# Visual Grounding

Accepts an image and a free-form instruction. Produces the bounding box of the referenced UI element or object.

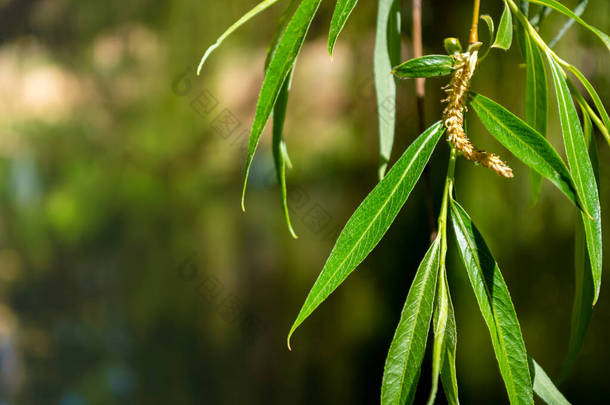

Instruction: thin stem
[469,0,481,44]
[438,148,457,263]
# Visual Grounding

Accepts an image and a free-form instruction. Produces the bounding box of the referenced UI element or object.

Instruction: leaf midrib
[301,127,440,321]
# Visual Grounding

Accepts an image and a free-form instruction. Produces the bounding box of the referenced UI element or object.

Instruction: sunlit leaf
[547,56,602,304]
[381,237,441,405]
[469,93,581,212]
[524,0,610,51]
[450,200,534,405]
[288,122,445,348]
[481,15,495,41]
[523,32,548,204]
[493,1,514,50]
[392,55,455,79]
[374,0,402,179]
[242,0,322,210]
[328,0,359,56]
[530,357,572,405]
[427,266,459,405]
[197,0,282,75]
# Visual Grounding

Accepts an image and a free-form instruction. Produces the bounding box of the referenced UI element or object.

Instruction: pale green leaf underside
[374,0,402,179]
[469,93,581,212]
[288,122,445,348]
[524,0,610,51]
[381,237,441,405]
[392,55,455,79]
[493,1,514,50]
[523,32,548,204]
[451,200,534,405]
[328,0,359,56]
[427,267,459,405]
[547,56,602,304]
[242,0,322,210]
[530,357,571,405]
[197,0,281,75]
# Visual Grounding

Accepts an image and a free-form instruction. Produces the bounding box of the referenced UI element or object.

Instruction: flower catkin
[442,51,514,178]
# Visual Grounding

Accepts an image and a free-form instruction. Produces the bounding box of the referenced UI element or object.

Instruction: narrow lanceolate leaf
[267,0,300,238]
[381,237,441,405]
[272,69,298,238]
[374,0,402,179]
[288,122,445,348]
[481,15,495,42]
[328,0,359,56]
[529,357,572,405]
[392,55,455,79]
[493,1,514,50]
[549,0,588,48]
[427,267,459,405]
[197,0,281,75]
[565,65,610,138]
[547,57,602,304]
[523,0,610,51]
[560,107,598,381]
[523,33,548,204]
[470,93,581,211]
[242,0,322,210]
[451,200,534,405]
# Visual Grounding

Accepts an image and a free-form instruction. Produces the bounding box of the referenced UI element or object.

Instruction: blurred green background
[0,0,608,403]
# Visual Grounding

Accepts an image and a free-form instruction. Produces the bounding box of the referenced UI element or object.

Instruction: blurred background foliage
[0,0,608,403]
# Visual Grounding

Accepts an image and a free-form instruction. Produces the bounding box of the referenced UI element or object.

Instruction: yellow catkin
[442,51,514,178]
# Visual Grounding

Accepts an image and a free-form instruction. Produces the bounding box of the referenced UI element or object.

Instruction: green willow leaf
[392,55,455,79]
[547,56,602,304]
[242,0,322,210]
[272,69,298,238]
[529,357,571,405]
[427,266,459,405]
[328,0,359,56]
[374,0,402,179]
[469,93,581,212]
[560,106,597,381]
[524,0,610,51]
[451,200,534,405]
[287,122,445,348]
[523,32,548,204]
[564,64,610,138]
[481,15,496,41]
[197,0,281,75]
[267,0,300,238]
[493,1,514,50]
[549,0,588,48]
[381,237,441,405]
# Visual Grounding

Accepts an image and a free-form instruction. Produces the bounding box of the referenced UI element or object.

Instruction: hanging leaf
[451,200,534,405]
[197,0,282,75]
[523,32,548,204]
[564,65,610,137]
[381,237,441,405]
[426,266,459,405]
[328,0,359,56]
[547,56,602,304]
[242,0,322,210]
[469,93,581,212]
[288,122,445,348]
[374,0,402,179]
[560,106,598,381]
[492,1,514,50]
[523,0,610,51]
[530,357,572,405]
[392,55,455,79]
